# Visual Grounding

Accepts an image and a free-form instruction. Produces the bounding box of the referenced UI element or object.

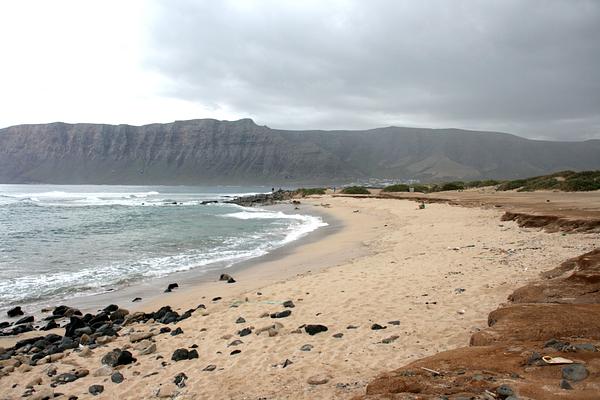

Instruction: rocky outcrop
[1,119,600,184]
[226,190,295,206]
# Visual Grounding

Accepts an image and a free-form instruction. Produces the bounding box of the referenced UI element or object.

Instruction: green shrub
[466,180,502,188]
[440,181,465,191]
[296,187,326,196]
[381,184,410,192]
[497,170,600,192]
[497,179,527,191]
[411,185,430,193]
[340,186,370,195]
[560,176,600,191]
[465,180,481,188]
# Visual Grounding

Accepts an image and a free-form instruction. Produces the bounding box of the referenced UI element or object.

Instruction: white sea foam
[0,185,327,311]
[223,210,328,244]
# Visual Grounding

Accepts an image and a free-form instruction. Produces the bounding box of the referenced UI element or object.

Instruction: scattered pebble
[174,372,188,388]
[307,374,330,385]
[88,384,104,396]
[381,335,399,344]
[283,300,295,308]
[305,324,328,335]
[300,344,313,351]
[270,310,292,318]
[111,372,124,384]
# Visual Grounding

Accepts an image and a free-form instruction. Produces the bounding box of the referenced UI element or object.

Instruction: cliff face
[0,118,599,184]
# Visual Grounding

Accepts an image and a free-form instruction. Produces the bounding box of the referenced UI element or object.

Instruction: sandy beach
[1,194,599,400]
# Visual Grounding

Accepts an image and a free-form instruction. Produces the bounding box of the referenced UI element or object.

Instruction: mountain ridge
[1,119,599,184]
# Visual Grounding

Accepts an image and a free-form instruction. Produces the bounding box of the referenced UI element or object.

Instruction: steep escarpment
[1,118,600,184]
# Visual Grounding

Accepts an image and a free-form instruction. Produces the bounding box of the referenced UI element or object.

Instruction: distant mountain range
[1,118,599,184]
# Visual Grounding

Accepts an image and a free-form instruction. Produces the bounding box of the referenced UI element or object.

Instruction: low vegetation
[439,181,465,191]
[496,170,600,192]
[381,184,410,192]
[465,179,502,188]
[340,186,371,195]
[295,187,326,196]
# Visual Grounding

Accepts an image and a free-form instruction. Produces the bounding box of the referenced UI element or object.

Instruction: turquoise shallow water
[0,185,326,311]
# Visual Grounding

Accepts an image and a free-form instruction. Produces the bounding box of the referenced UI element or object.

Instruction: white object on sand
[542,356,574,365]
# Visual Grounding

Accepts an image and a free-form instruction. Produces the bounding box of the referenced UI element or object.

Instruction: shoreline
[0,200,338,323]
[0,198,389,347]
[0,195,598,399]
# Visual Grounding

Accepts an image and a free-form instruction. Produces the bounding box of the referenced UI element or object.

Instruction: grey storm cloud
[144,0,600,140]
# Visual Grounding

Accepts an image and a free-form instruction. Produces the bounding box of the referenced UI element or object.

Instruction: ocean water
[0,185,327,312]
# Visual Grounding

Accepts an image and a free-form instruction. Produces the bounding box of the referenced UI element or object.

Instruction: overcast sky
[1,1,599,140]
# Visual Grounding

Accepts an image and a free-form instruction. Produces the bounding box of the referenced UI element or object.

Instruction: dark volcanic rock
[64,317,87,338]
[15,335,46,349]
[371,324,387,330]
[496,384,514,397]
[7,306,23,317]
[101,349,136,367]
[89,385,104,396]
[110,308,129,321]
[174,372,188,388]
[238,327,252,337]
[40,319,60,331]
[305,324,328,335]
[52,305,69,317]
[132,297,142,302]
[283,300,295,308]
[53,373,79,385]
[562,363,589,382]
[270,310,292,319]
[15,315,34,325]
[235,317,246,324]
[7,323,34,335]
[171,348,196,362]
[164,283,179,292]
[111,372,124,384]
[103,304,119,313]
[170,327,183,336]
[160,311,180,324]
[560,379,573,390]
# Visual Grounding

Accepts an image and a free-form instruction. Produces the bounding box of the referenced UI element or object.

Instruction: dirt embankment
[354,249,600,400]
